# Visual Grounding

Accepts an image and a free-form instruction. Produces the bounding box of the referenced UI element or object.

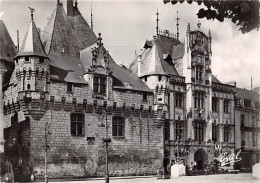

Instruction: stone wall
[29,106,164,179]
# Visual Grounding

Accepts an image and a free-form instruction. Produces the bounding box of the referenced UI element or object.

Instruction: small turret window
[25,56,29,62]
[143,92,148,101]
[67,82,73,93]
[158,75,162,82]
[39,57,44,63]
[27,84,31,90]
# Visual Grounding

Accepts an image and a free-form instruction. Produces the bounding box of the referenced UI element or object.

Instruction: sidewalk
[2,173,258,183]
[31,173,258,183]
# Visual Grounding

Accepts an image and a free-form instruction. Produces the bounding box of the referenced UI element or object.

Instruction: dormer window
[94,76,106,94]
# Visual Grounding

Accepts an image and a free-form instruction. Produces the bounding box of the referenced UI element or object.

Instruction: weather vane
[28,7,35,19]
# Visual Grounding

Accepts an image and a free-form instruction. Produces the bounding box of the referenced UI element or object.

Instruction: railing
[241,126,260,132]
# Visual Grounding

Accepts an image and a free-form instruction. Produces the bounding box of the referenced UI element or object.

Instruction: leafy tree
[164,0,260,33]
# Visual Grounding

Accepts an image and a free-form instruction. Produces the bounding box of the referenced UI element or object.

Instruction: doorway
[194,148,207,170]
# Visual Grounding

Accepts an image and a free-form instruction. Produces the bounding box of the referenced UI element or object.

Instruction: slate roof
[80,45,152,92]
[129,35,180,77]
[39,3,97,84]
[0,20,17,63]
[212,75,221,83]
[41,3,97,57]
[38,2,151,91]
[0,20,17,85]
[172,43,185,60]
[236,87,260,102]
[15,18,47,59]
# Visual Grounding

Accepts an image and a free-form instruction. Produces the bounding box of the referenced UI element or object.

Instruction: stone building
[1,1,165,181]
[129,24,260,171]
[0,0,260,181]
[234,88,260,168]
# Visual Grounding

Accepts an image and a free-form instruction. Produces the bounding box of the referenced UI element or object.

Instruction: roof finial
[156,9,159,35]
[208,29,211,38]
[175,11,180,40]
[91,4,93,30]
[28,7,35,20]
[57,0,60,4]
[187,23,190,33]
[97,33,103,47]
[197,21,201,30]
[17,30,19,52]
[75,0,78,8]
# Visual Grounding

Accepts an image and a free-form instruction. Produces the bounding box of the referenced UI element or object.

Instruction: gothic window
[252,116,256,127]
[252,133,256,146]
[164,120,170,141]
[71,113,84,136]
[224,100,230,113]
[212,97,218,112]
[112,116,124,137]
[67,82,73,93]
[212,124,218,142]
[94,76,107,94]
[196,66,203,80]
[27,84,31,90]
[241,132,245,146]
[175,93,183,108]
[175,122,183,141]
[194,92,204,109]
[241,115,245,127]
[194,121,204,143]
[224,125,229,142]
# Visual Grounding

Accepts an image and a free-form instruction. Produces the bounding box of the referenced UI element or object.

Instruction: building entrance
[194,148,207,170]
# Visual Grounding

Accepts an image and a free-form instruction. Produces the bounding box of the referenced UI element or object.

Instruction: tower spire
[175,11,180,40]
[17,30,19,52]
[156,9,159,35]
[91,4,93,30]
[28,7,35,20]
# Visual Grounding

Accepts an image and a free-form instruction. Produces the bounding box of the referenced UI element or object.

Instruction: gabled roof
[0,20,17,62]
[236,87,260,102]
[80,45,152,92]
[15,17,47,59]
[41,3,97,57]
[129,35,180,77]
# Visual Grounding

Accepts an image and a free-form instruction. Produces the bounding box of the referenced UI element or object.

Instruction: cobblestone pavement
[32,173,259,183]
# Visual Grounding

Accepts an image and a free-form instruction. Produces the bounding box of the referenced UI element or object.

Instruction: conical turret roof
[15,15,47,59]
[0,20,17,62]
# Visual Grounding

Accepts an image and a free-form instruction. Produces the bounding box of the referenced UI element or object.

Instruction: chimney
[67,0,74,16]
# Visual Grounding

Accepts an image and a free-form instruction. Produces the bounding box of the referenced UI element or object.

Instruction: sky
[0,0,259,90]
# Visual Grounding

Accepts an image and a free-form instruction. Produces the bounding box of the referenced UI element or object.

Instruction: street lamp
[44,122,51,183]
[99,110,111,183]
